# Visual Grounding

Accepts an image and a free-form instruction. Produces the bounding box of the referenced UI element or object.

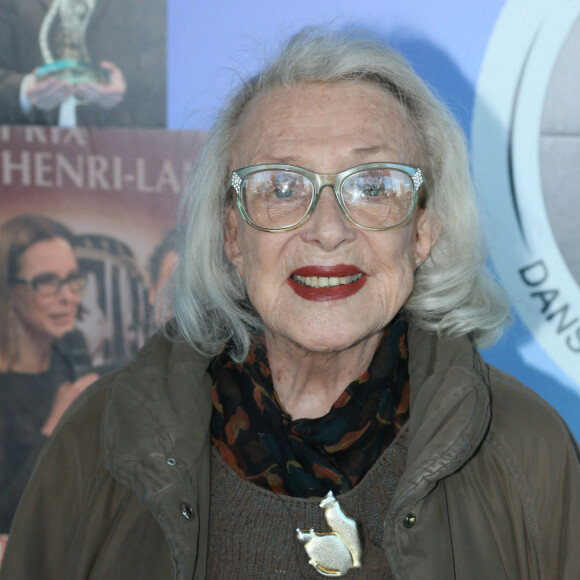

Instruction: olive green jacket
[1,326,579,579]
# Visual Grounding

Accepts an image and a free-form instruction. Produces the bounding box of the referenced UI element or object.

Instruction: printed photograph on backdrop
[0,124,204,536]
[0,0,166,128]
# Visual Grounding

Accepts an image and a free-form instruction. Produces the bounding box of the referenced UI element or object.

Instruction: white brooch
[296,491,363,577]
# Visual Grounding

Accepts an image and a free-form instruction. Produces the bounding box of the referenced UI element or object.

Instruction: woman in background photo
[0,215,97,533]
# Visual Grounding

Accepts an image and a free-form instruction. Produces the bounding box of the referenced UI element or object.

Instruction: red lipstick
[288,264,367,302]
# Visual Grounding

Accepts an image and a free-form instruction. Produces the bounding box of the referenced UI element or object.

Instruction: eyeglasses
[12,271,86,297]
[230,162,425,232]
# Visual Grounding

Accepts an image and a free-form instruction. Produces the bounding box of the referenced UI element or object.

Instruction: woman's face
[10,237,81,342]
[225,82,438,354]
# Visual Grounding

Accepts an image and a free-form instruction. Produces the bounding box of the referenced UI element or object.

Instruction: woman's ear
[413,209,440,270]
[224,207,244,275]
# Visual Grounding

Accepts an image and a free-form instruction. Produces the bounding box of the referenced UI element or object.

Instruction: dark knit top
[0,331,91,532]
[207,426,408,578]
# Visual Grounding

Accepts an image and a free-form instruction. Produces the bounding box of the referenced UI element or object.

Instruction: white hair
[171,27,510,361]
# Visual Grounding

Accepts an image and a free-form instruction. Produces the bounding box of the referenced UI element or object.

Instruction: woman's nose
[299,186,356,250]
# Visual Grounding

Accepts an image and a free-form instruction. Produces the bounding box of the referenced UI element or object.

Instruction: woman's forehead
[18,238,76,275]
[231,81,422,171]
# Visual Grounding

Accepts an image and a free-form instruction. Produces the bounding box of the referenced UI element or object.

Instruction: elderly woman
[2,29,579,579]
[0,215,97,533]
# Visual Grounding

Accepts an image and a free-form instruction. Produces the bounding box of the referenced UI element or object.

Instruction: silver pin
[296,491,362,577]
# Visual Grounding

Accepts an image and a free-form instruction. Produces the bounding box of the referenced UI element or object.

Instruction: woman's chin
[268,323,382,357]
[46,320,76,340]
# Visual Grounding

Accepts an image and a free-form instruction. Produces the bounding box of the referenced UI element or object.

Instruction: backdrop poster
[0,0,170,554]
[0,125,203,539]
[0,124,206,358]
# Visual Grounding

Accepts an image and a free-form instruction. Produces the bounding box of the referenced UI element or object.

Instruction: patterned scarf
[209,316,410,498]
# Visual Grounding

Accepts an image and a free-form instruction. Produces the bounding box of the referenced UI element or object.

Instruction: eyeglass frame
[11,270,87,297]
[230,162,425,233]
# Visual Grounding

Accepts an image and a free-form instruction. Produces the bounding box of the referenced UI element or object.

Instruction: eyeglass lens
[242,171,314,229]
[240,167,415,229]
[33,272,86,296]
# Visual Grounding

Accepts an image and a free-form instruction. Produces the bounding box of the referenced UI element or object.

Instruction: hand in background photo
[22,71,74,111]
[75,61,126,110]
[40,372,99,437]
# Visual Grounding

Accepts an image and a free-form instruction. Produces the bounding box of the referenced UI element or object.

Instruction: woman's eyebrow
[351,144,392,157]
[247,155,301,166]
[29,268,80,278]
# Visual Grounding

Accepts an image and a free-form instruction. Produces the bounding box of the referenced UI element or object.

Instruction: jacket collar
[101,332,213,501]
[389,324,491,515]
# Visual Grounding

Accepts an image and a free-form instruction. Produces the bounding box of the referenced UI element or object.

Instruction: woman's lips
[288,265,367,301]
[49,312,75,323]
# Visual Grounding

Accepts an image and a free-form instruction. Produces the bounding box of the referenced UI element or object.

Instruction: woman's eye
[34,273,59,286]
[273,185,294,199]
[362,185,383,197]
